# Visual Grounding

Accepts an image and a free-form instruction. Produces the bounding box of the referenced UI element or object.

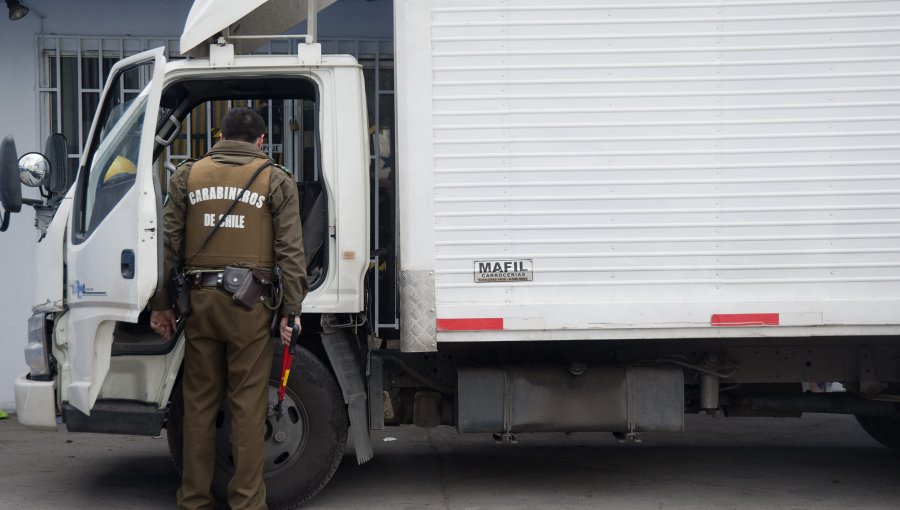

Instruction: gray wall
[0,0,392,410]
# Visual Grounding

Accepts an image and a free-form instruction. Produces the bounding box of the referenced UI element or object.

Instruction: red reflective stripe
[436,318,504,331]
[711,313,779,327]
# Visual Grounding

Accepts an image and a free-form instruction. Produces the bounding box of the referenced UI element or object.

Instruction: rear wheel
[167,344,349,509]
[855,414,900,452]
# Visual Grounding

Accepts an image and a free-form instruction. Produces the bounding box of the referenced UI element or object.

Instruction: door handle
[121,249,135,279]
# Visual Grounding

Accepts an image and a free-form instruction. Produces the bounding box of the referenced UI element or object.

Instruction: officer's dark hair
[220,107,266,143]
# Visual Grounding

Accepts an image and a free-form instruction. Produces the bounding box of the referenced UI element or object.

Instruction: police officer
[150,107,307,510]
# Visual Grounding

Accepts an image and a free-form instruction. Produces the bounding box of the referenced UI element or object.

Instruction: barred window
[38,36,181,186]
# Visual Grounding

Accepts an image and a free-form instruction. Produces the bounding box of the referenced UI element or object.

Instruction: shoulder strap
[186,159,273,267]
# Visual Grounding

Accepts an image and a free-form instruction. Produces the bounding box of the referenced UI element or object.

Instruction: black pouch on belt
[169,271,192,316]
[224,266,266,310]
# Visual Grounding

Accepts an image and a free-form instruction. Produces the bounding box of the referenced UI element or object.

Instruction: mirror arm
[22,198,43,206]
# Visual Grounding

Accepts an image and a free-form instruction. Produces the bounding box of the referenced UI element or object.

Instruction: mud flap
[320,322,374,464]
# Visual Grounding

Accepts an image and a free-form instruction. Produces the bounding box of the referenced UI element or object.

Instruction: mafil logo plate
[474,259,533,283]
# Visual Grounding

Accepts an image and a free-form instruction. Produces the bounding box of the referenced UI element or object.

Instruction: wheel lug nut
[274,431,287,443]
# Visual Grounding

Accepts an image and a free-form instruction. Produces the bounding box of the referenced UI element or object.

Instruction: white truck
[4,0,900,507]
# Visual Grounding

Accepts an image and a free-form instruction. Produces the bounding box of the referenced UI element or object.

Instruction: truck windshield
[82,84,149,234]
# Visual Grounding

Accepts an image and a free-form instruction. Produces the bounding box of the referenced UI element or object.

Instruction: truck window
[75,64,152,239]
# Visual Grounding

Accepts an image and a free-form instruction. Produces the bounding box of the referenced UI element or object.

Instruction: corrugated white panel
[423,0,900,333]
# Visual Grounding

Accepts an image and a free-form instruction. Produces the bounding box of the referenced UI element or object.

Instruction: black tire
[167,344,349,509]
[855,414,900,452]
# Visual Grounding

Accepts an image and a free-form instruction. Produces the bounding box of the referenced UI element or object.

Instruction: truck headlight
[25,313,52,379]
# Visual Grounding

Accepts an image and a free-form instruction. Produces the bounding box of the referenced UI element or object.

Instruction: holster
[169,271,192,316]
[223,266,272,310]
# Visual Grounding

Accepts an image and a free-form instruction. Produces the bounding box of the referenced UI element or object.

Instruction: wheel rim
[214,383,311,478]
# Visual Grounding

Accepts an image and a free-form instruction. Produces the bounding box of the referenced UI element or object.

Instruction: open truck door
[63,48,167,415]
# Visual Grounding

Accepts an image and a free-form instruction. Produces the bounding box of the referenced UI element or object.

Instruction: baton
[275,312,300,418]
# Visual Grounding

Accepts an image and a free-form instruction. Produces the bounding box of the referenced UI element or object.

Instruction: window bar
[33,37,44,144]
[36,39,48,148]
[289,99,296,178]
[117,41,128,104]
[206,101,212,154]
[74,39,82,158]
[117,38,125,168]
[53,38,62,137]
[140,38,147,84]
[292,99,298,177]
[116,38,124,116]
[52,39,67,167]
[299,100,305,179]
[185,109,192,160]
[98,38,105,123]
[97,38,103,96]
[120,41,127,106]
[267,99,274,159]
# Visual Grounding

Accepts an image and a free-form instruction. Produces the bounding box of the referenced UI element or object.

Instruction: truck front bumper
[14,372,58,430]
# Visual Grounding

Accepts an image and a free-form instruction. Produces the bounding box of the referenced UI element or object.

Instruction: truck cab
[5,1,372,505]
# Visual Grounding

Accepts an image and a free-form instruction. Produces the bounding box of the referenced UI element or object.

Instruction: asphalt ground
[1,412,899,509]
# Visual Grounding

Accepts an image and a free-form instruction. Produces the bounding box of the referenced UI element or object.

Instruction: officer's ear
[255,133,265,150]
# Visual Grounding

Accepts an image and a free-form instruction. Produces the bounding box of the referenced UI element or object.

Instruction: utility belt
[188,266,278,311]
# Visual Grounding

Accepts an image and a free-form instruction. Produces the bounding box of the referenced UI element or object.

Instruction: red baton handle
[278,344,291,403]
[277,313,297,403]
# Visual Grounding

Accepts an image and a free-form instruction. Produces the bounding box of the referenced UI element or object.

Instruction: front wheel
[167,344,349,509]
[855,414,900,452]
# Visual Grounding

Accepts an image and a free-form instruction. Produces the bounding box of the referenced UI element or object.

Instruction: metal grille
[37,36,181,180]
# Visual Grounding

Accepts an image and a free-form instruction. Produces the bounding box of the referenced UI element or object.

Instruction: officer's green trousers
[177,288,273,510]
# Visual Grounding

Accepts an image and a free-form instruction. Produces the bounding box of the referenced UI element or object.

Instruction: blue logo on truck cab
[71,280,107,299]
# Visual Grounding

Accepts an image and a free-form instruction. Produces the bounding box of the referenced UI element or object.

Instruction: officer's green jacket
[150,139,308,316]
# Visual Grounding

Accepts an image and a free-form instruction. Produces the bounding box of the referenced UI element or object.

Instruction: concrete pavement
[1,413,899,509]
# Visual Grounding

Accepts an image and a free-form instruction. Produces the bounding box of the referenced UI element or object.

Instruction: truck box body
[396,0,900,349]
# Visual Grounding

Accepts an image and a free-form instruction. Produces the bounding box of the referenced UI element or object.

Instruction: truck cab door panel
[63,48,166,414]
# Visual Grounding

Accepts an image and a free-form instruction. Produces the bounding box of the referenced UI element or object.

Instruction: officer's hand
[280,315,301,347]
[150,309,177,339]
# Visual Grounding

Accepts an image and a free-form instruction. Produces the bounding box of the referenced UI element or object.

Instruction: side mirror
[0,136,23,232]
[19,152,51,187]
[43,133,69,195]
